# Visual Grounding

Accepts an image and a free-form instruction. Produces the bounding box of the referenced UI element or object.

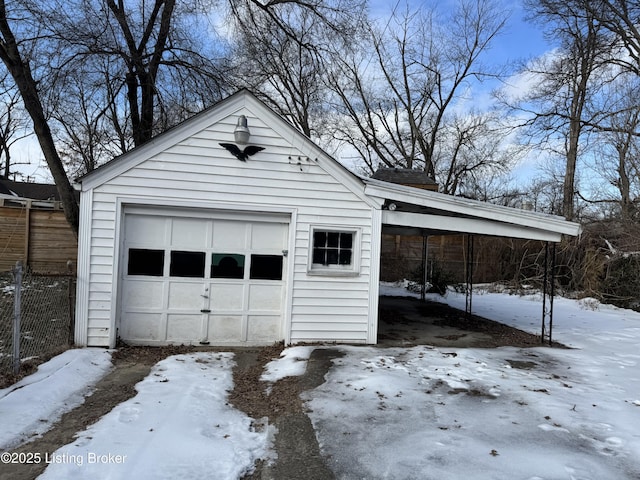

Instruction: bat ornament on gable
[218,143,265,162]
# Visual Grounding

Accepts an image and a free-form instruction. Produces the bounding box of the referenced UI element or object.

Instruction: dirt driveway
[0,297,555,480]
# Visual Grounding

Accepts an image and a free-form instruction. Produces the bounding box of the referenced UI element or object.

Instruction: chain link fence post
[1,264,75,387]
[67,260,76,346]
[12,261,23,375]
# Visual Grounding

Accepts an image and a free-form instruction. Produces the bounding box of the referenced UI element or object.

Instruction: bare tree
[50,63,132,178]
[326,0,508,186]
[436,111,518,195]
[587,79,640,220]
[32,0,354,174]
[0,0,79,231]
[513,0,610,220]
[230,6,329,137]
[0,76,29,178]
[230,0,362,46]
[228,0,365,141]
[45,0,227,148]
[585,0,640,75]
[20,0,229,166]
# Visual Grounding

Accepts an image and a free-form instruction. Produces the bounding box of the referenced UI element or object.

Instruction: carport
[363,177,582,345]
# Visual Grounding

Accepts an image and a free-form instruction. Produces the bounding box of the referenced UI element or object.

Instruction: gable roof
[78,89,375,206]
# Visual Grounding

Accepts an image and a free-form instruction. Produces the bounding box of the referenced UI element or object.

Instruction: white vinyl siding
[78,100,376,347]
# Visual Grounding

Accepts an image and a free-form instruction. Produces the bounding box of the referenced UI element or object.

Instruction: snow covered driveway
[37,352,272,480]
[304,345,639,479]
[301,289,640,480]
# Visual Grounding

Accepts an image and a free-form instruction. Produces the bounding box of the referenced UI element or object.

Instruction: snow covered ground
[302,284,640,479]
[0,348,112,451]
[1,283,639,479]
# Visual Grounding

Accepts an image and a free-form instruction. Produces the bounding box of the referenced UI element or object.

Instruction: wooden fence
[0,202,77,274]
[380,233,545,284]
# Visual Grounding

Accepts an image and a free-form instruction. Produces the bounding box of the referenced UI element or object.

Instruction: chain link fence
[0,263,75,388]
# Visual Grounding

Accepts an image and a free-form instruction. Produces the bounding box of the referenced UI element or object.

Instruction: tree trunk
[563,116,580,221]
[617,143,632,219]
[0,2,79,233]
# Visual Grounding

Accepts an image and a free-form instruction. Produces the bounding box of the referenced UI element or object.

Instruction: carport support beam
[541,242,556,346]
[421,235,429,301]
[465,235,474,318]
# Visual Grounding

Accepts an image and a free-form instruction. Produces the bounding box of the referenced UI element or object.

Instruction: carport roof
[363,178,582,242]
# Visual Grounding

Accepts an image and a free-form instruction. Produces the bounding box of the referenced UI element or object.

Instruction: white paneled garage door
[119,208,289,345]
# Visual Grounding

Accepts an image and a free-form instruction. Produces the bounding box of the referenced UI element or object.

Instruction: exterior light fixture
[234,115,251,145]
[388,203,397,211]
[220,115,264,161]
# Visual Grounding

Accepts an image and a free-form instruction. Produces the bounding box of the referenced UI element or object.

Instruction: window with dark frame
[312,230,353,267]
[128,248,165,276]
[169,251,206,278]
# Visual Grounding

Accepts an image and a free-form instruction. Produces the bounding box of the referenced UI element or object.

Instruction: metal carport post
[541,241,556,346]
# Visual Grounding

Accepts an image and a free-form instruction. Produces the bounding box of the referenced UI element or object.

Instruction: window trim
[307,226,361,276]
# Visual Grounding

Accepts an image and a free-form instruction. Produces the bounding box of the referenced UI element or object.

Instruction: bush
[601,255,640,310]
[407,259,456,295]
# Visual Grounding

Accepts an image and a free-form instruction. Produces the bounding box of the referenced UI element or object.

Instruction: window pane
[128,249,164,276]
[326,248,339,265]
[170,251,205,277]
[327,231,340,247]
[250,255,283,280]
[312,248,325,265]
[340,232,353,249]
[313,231,326,247]
[339,249,352,265]
[211,254,245,279]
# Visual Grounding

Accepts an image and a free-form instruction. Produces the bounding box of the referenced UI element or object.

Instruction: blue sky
[492,1,552,65]
[15,0,557,184]
[367,0,554,66]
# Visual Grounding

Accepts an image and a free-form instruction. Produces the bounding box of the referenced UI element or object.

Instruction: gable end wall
[77,106,378,347]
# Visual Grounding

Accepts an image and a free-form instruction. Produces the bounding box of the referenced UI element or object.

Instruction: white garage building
[74,90,581,348]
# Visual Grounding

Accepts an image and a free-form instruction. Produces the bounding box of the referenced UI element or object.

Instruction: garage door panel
[171,218,208,248]
[168,282,203,310]
[167,314,202,341]
[212,221,248,249]
[210,283,245,311]
[251,223,286,249]
[125,215,166,244]
[207,315,243,342]
[122,312,164,340]
[123,280,164,309]
[248,284,282,311]
[247,315,280,342]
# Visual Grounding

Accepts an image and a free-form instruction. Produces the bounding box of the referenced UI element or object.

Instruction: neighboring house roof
[0,178,61,200]
[372,167,438,187]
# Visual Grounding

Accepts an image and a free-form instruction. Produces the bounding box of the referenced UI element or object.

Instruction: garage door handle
[200,309,211,313]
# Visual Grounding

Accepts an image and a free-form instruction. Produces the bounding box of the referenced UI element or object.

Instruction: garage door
[119,209,289,345]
